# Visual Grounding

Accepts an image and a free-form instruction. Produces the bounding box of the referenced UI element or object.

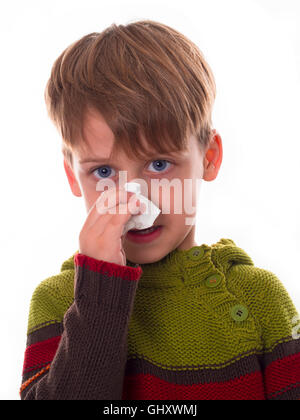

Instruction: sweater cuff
[73,253,142,312]
[74,253,142,281]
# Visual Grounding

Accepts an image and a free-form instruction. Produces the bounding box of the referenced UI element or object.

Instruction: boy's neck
[176,226,198,251]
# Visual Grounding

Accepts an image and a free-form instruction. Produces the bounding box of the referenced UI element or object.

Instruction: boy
[20,20,300,400]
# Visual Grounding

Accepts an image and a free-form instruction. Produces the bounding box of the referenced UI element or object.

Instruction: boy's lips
[126,225,163,243]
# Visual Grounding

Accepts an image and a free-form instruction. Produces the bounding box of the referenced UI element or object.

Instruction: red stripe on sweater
[264,352,300,398]
[74,253,142,281]
[122,370,266,400]
[22,335,61,374]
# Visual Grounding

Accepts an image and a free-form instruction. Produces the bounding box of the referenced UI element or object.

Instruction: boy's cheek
[155,180,200,218]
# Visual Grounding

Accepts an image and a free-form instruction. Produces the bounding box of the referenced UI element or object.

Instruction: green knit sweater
[20,238,300,400]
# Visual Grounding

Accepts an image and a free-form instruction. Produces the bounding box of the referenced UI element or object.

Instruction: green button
[205,274,222,288]
[230,305,249,322]
[189,247,205,260]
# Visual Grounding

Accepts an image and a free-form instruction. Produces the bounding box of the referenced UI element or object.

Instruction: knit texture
[20,238,300,400]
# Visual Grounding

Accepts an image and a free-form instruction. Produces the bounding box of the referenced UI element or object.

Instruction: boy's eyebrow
[79,157,115,164]
[79,150,186,164]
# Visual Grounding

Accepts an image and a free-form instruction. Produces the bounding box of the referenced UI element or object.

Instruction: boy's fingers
[96,191,139,216]
[89,199,141,234]
[85,188,137,227]
[107,202,141,237]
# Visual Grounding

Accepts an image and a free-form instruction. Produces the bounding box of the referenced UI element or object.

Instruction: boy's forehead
[77,107,193,163]
[81,108,115,153]
[77,136,191,163]
[76,139,188,164]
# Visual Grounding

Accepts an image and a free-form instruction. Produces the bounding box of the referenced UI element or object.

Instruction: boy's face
[64,108,222,264]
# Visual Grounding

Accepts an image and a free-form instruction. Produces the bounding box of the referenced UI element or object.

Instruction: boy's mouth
[126,225,163,242]
[129,225,159,234]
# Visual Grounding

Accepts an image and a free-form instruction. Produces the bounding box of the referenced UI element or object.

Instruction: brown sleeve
[20,253,142,400]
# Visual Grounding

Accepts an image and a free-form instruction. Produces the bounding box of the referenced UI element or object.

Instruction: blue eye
[92,165,116,179]
[91,159,172,179]
[148,160,171,173]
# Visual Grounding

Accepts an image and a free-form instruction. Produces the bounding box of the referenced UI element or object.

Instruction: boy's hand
[78,187,145,266]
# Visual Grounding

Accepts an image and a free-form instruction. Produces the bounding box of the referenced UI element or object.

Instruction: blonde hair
[44,19,216,167]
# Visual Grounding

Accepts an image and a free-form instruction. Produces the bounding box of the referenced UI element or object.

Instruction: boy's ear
[63,158,82,197]
[202,129,223,182]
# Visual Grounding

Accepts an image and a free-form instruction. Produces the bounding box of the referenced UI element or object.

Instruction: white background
[0,0,299,400]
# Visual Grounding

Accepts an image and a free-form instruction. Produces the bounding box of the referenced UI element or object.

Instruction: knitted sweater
[20,238,300,400]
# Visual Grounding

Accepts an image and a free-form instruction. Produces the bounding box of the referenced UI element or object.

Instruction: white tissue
[122,182,161,236]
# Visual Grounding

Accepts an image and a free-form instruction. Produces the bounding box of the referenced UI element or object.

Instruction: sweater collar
[126,238,235,289]
[62,238,254,289]
[129,238,254,288]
